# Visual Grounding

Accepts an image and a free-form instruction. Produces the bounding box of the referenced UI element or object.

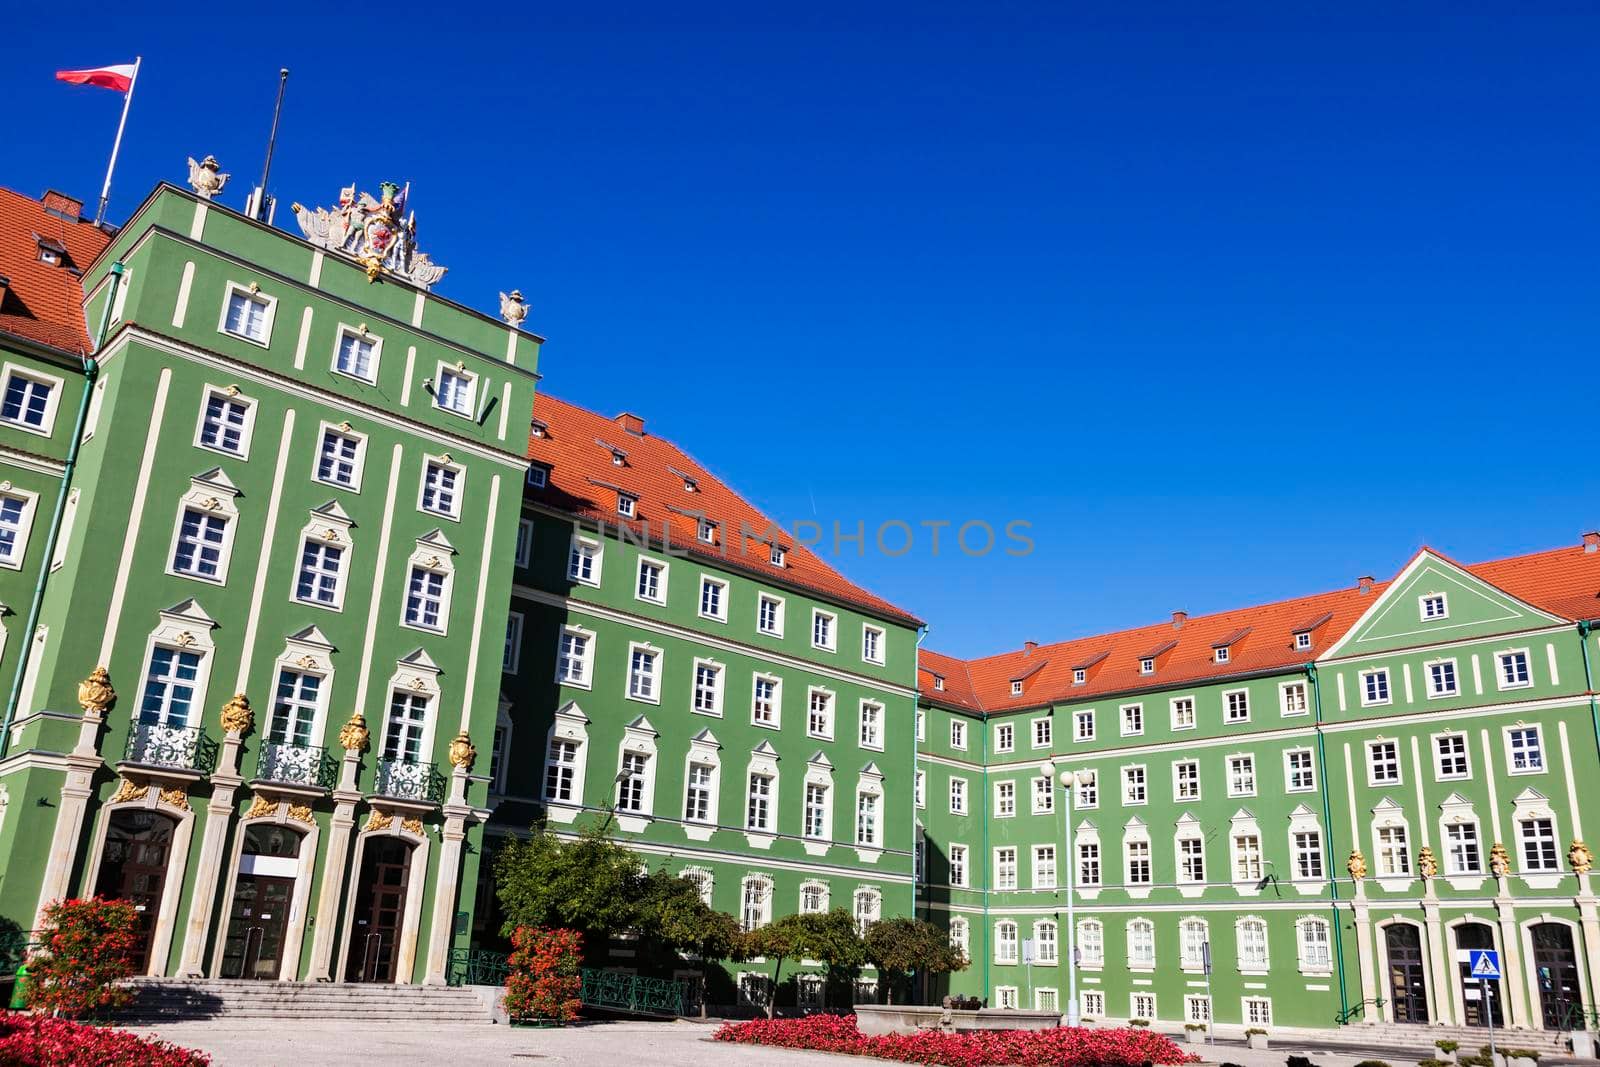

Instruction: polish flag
[55,63,137,93]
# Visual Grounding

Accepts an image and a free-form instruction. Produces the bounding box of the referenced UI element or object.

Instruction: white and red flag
[55,63,138,93]
[55,58,142,224]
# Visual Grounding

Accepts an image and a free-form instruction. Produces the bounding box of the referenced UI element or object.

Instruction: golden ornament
[339,712,370,752]
[219,693,254,734]
[77,666,116,716]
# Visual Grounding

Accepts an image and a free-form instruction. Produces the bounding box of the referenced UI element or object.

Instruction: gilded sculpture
[447,731,476,770]
[1346,849,1367,881]
[1569,839,1594,874]
[339,711,370,752]
[1417,845,1438,879]
[1490,842,1512,877]
[219,692,254,734]
[77,666,116,716]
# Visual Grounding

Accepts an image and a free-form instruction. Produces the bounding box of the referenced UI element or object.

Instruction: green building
[1,170,1598,1038]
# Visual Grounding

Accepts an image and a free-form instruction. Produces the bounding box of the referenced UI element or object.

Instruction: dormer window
[1139,657,1154,676]
[617,493,636,518]
[1420,593,1448,620]
[770,545,786,567]
[36,238,64,265]
[529,420,547,438]
[1214,646,1230,664]
[610,450,625,467]
[526,464,549,489]
[1011,680,1023,696]
[1072,668,1086,686]
[698,518,717,544]
[933,676,945,692]
[1294,631,1312,652]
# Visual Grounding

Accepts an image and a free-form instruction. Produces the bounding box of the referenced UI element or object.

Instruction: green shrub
[1437,1042,1460,1053]
[1507,1052,1540,1061]
[1354,1060,1393,1067]
[1185,1023,1207,1032]
[1419,1058,1449,1067]
[1246,1028,1269,1037]
[1130,1018,1150,1027]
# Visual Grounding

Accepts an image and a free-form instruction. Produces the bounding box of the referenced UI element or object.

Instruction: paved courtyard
[130,1017,1426,1067]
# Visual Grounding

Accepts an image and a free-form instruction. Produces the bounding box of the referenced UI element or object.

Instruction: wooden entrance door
[1455,923,1504,1027]
[219,874,294,979]
[1531,923,1581,1030]
[344,837,412,983]
[93,810,177,973]
[1386,924,1430,1023]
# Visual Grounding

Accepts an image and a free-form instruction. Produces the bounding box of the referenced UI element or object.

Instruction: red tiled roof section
[920,538,1600,713]
[0,187,111,354]
[526,393,921,627]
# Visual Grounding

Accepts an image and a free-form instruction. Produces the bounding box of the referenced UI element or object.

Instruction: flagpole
[94,55,141,226]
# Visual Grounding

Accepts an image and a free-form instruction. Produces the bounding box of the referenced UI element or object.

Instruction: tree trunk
[767,955,784,1019]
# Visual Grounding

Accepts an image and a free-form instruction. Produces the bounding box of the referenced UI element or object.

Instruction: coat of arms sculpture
[290,180,447,289]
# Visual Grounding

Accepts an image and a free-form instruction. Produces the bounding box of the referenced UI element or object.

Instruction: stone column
[1348,851,1380,1023]
[308,712,367,981]
[424,734,476,985]
[33,668,115,927]
[1490,844,1529,1029]
[1572,846,1600,1020]
[178,694,251,976]
[1420,849,1452,1024]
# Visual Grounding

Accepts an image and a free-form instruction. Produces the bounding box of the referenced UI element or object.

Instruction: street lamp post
[1044,762,1086,1027]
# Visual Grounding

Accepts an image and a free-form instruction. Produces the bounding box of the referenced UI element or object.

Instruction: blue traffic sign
[1469,949,1502,980]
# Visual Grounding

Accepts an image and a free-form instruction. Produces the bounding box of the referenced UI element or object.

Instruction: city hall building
[0,167,1595,1035]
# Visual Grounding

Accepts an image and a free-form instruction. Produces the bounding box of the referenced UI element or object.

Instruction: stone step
[119,979,496,1025]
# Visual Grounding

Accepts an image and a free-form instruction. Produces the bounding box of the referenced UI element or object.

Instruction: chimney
[40,190,83,221]
[1584,531,1600,554]
[615,412,645,436]
[1023,640,1038,656]
[1357,575,1375,595]
[1171,610,1187,630]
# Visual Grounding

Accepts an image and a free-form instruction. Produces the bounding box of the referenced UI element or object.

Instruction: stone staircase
[1273,1022,1575,1058]
[119,978,497,1024]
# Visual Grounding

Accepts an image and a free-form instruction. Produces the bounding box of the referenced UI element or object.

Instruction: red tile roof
[919,540,1600,714]
[526,393,922,627]
[0,187,111,355]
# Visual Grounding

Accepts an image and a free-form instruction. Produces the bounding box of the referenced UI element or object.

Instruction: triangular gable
[1323,547,1566,658]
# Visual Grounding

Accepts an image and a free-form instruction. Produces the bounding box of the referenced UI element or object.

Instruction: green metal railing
[1553,1001,1600,1032]
[1334,997,1385,1025]
[579,968,689,1016]
[445,948,510,988]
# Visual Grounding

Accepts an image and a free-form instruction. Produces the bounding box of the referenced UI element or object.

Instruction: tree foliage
[25,897,140,1018]
[863,917,969,1004]
[494,820,642,944]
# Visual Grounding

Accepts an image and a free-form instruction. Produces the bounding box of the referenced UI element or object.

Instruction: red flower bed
[0,1012,210,1067]
[502,926,582,1024]
[713,1013,1199,1066]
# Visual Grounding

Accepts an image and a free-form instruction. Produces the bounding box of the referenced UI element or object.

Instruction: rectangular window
[757,594,783,636]
[268,668,320,747]
[568,537,600,586]
[1179,837,1205,883]
[995,722,1014,752]
[1507,726,1544,773]
[1362,669,1391,706]
[224,289,272,342]
[1121,703,1143,736]
[295,540,344,607]
[1123,765,1147,804]
[616,751,648,812]
[316,427,363,489]
[1224,689,1250,723]
[1368,740,1401,784]
[1294,830,1324,880]
[862,625,885,665]
[1228,755,1256,797]
[1076,769,1097,809]
[1244,997,1273,1027]
[1126,839,1151,884]
[1281,681,1309,716]
[556,629,591,686]
[692,661,723,715]
[949,844,968,887]
[333,328,378,380]
[807,689,833,738]
[1186,995,1212,1024]
[751,674,780,726]
[1446,821,1482,874]
[812,610,836,651]
[1077,842,1101,887]
[1032,774,1054,814]
[1170,696,1196,730]
[950,720,967,750]
[138,646,202,726]
[1131,993,1156,1020]
[803,782,828,838]
[526,463,549,489]
[628,646,660,702]
[855,791,879,847]
[1434,733,1470,779]
[1128,924,1155,968]
[1285,748,1316,792]
[1497,650,1532,689]
[997,986,1019,1009]
[435,368,476,415]
[1174,760,1201,800]
[1421,593,1448,619]
[1233,833,1262,881]
[1075,710,1095,741]
[544,738,578,801]
[172,508,227,579]
[915,769,925,808]
[636,559,666,604]
[1377,825,1411,876]
[994,847,1018,890]
[741,779,775,840]
[1033,717,1052,747]
[699,577,728,621]
[1427,659,1459,698]
[198,392,250,455]
[1299,920,1332,972]
[1521,817,1560,871]
[1033,845,1057,889]
[859,701,883,749]
[995,780,1016,818]
[949,777,968,815]
[0,494,30,566]
[421,461,461,518]
[403,567,446,630]
[382,689,428,763]
[0,370,55,433]
[515,519,534,568]
[1082,991,1105,1018]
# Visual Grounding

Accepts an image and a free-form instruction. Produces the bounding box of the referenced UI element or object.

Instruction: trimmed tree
[742,913,809,1018]
[494,819,643,948]
[25,897,140,1018]
[634,867,742,1017]
[863,917,968,1004]
[792,909,867,1010]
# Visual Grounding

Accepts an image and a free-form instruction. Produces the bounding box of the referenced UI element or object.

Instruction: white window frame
[806,686,834,740]
[691,657,724,717]
[635,555,669,605]
[1032,716,1052,748]
[994,780,1016,818]
[1075,709,1095,741]
[861,623,886,666]
[994,848,1018,892]
[555,625,595,689]
[1279,680,1309,717]
[948,843,969,887]
[1419,592,1449,620]
[751,672,782,729]
[1284,747,1317,792]
[313,421,368,492]
[0,487,39,572]
[950,719,967,750]
[1296,916,1333,975]
[756,593,785,637]
[1170,696,1196,730]
[515,518,534,568]
[1433,732,1471,780]
[1122,764,1147,805]
[858,700,884,751]
[401,531,455,635]
[330,322,381,383]
[949,776,968,815]
[697,575,729,623]
[418,454,466,521]
[1033,845,1058,891]
[1360,667,1392,707]
[1223,688,1250,723]
[1367,738,1402,786]
[0,364,64,438]
[811,609,837,652]
[165,469,241,585]
[1227,754,1256,797]
[503,612,523,674]
[567,533,603,588]
[1120,702,1143,737]
[192,385,258,459]
[625,642,663,705]
[292,504,356,612]
[995,721,1015,753]
[1426,657,1460,699]
[218,282,277,348]
[432,362,479,419]
[1173,759,1202,801]
[1505,724,1546,774]
[1496,648,1533,691]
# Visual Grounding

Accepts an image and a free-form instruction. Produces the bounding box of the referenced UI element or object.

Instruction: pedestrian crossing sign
[1469,949,1502,980]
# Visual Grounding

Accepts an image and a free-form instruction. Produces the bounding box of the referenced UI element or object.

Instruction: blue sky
[4,5,1597,657]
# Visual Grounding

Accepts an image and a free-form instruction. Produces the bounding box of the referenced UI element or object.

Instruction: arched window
[1126,919,1155,967]
[853,888,881,935]
[1297,916,1331,972]
[1034,920,1058,963]
[949,917,969,955]
[799,880,828,914]
[740,874,772,931]
[1078,919,1105,965]
[1180,918,1209,969]
[682,866,713,907]
[995,920,1018,963]
[1237,916,1270,970]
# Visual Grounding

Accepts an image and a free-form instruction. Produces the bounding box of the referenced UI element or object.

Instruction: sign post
[1470,949,1502,1060]
[1202,941,1214,1044]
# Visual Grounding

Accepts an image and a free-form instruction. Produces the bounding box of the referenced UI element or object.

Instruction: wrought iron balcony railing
[124,722,217,773]
[256,741,336,790]
[374,757,445,804]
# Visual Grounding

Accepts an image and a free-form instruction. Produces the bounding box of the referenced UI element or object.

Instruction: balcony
[255,741,336,791]
[123,722,217,775]
[374,757,445,805]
